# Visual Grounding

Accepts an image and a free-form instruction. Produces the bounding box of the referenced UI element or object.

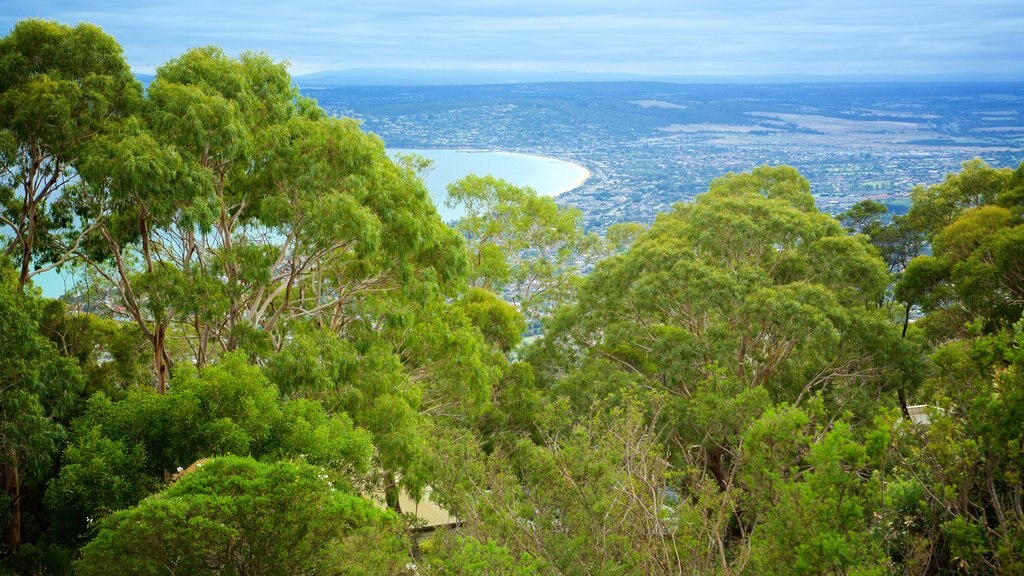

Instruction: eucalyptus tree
[885,158,1024,569]
[77,47,466,392]
[0,265,84,552]
[839,199,925,278]
[532,166,916,490]
[0,19,140,289]
[239,110,465,350]
[885,321,1024,574]
[447,175,598,322]
[265,290,504,512]
[905,158,1015,240]
[896,159,1024,339]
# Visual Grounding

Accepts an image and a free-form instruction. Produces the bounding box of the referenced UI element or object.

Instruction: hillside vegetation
[1,19,1023,575]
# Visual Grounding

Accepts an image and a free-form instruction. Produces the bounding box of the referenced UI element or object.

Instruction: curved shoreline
[391,147,591,196]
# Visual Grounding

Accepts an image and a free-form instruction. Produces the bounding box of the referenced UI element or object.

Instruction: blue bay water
[32,149,589,298]
[391,149,589,222]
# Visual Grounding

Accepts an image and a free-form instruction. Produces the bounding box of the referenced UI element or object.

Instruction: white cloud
[5,0,1023,78]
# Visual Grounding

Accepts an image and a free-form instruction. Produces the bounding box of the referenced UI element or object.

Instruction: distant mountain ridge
[293,68,656,87]
[133,68,1021,89]
[292,68,1023,87]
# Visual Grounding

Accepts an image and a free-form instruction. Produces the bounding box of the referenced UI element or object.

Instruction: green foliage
[38,302,152,405]
[742,404,889,575]
[76,456,406,576]
[537,165,907,444]
[896,159,1024,338]
[72,39,467,389]
[907,158,1015,240]
[447,174,598,321]
[0,264,85,552]
[419,536,544,575]
[5,19,1024,575]
[888,321,1024,574]
[457,287,528,353]
[0,19,141,287]
[46,352,373,544]
[840,199,889,235]
[477,361,545,451]
[267,325,431,498]
[839,200,926,278]
[476,166,933,574]
[431,397,690,576]
[43,426,154,547]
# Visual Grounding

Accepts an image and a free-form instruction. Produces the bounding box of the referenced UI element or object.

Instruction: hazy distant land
[304,81,1024,229]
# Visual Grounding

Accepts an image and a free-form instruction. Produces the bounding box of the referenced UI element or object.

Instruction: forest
[2,19,1023,575]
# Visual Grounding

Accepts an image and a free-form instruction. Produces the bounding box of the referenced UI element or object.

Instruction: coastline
[391,147,591,196]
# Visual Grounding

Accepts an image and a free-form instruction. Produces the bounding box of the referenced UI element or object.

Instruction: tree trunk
[707,446,729,492]
[3,455,21,553]
[897,386,911,422]
[898,303,911,421]
[18,237,31,290]
[17,193,35,290]
[154,323,170,394]
[195,318,209,368]
[383,470,402,513]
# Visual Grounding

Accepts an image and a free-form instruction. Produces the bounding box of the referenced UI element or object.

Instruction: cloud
[5,0,1023,78]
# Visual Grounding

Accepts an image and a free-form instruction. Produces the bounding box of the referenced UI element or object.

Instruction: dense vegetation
[1,19,1023,575]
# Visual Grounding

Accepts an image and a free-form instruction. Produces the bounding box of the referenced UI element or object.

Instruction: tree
[430,395,695,576]
[0,264,84,552]
[46,351,373,544]
[839,199,925,278]
[896,161,1024,340]
[264,302,504,512]
[457,287,527,354]
[838,200,928,416]
[839,199,889,236]
[419,536,544,576]
[536,165,909,429]
[76,47,466,393]
[741,402,890,575]
[503,166,920,573]
[887,320,1024,574]
[0,19,140,289]
[34,299,152,412]
[76,456,406,576]
[447,175,598,322]
[905,158,1014,241]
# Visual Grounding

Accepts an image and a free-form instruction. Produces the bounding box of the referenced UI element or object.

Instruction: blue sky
[5,0,1023,79]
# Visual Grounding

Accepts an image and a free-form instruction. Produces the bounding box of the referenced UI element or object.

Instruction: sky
[5,0,1024,80]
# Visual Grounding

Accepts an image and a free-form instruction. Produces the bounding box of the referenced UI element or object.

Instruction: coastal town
[305,81,1024,229]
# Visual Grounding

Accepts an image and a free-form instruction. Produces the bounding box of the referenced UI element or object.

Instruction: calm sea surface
[391,149,589,222]
[33,149,589,297]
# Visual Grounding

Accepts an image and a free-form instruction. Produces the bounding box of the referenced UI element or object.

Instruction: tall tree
[0,264,83,552]
[46,351,374,545]
[77,47,465,392]
[531,165,915,494]
[896,160,1024,340]
[447,175,598,322]
[0,19,140,289]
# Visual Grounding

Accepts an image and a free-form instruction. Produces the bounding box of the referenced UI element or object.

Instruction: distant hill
[293,68,658,87]
[292,69,1023,88]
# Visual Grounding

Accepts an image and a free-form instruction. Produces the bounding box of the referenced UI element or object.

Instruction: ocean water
[391,149,589,222]
[31,149,589,298]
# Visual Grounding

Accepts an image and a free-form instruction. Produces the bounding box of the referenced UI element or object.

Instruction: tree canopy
[2,18,1023,576]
